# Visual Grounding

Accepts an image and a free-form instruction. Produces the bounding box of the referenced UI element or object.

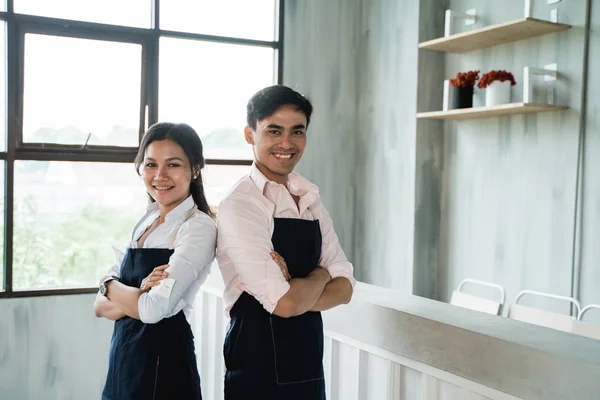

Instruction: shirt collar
[249,162,319,198]
[145,195,195,222]
[249,163,271,195]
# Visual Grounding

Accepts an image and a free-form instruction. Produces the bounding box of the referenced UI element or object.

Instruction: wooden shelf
[419,18,571,53]
[416,103,568,120]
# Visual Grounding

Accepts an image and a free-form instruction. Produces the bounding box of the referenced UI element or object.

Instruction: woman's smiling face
[141,138,194,214]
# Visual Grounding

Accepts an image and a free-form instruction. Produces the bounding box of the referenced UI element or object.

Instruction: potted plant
[449,70,480,109]
[478,70,516,107]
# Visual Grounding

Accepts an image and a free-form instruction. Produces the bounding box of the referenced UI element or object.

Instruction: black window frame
[0,0,284,298]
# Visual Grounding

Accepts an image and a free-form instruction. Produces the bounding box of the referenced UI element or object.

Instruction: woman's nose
[154,166,168,180]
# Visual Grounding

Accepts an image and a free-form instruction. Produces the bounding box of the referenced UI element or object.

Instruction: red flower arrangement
[478,70,516,89]
[449,70,480,88]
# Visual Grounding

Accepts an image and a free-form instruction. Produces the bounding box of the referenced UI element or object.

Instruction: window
[203,164,251,207]
[14,0,152,28]
[13,161,146,289]
[23,35,142,147]
[1,1,281,296]
[160,0,277,41]
[159,38,275,160]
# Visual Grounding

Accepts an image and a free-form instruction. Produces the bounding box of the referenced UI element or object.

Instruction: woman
[94,122,216,400]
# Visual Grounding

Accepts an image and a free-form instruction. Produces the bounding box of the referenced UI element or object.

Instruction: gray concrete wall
[439,0,590,313]
[413,0,448,298]
[283,0,360,268]
[579,0,600,321]
[285,0,426,292]
[353,0,421,292]
[0,295,112,399]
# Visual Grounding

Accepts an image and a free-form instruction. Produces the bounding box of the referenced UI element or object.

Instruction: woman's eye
[168,163,181,168]
[145,163,156,168]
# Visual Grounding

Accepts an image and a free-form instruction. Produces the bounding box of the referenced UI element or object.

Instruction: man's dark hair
[246,85,313,130]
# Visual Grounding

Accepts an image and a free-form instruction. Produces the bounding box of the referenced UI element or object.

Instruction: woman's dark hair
[246,85,313,130]
[135,122,213,218]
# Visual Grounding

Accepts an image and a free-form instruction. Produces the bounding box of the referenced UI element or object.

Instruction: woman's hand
[271,251,291,281]
[140,264,169,292]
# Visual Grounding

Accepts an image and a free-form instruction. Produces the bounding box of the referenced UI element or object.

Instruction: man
[216,85,355,400]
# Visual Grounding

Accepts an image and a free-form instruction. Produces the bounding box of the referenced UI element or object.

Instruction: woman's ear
[192,166,200,180]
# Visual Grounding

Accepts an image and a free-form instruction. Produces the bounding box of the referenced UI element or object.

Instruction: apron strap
[168,205,198,250]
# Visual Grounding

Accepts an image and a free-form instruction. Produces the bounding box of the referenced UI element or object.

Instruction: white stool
[508,290,580,333]
[450,279,505,315]
[572,304,600,340]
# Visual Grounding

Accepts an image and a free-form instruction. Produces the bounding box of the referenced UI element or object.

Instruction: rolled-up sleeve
[138,214,217,324]
[216,196,290,314]
[313,202,356,288]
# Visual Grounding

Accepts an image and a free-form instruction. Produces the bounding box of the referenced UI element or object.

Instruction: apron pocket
[269,312,324,384]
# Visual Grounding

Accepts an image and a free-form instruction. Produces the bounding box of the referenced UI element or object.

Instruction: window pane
[15,0,151,28]
[161,0,277,41]
[159,38,275,160]
[13,161,147,290]
[0,22,5,152]
[23,35,142,147]
[202,164,250,207]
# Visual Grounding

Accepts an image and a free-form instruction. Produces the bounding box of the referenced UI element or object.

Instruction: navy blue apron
[102,218,202,400]
[224,217,325,400]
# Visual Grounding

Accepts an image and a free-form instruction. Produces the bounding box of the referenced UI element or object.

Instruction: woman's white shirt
[107,195,216,324]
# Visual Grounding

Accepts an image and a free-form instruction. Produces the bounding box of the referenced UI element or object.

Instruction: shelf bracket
[525,0,560,22]
[444,9,477,37]
[524,0,532,18]
[549,0,560,22]
[523,63,557,104]
[443,80,451,111]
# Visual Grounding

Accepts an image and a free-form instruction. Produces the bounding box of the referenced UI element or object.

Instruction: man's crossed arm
[271,251,352,317]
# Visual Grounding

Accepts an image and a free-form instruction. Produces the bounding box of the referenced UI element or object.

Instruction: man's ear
[244,126,254,145]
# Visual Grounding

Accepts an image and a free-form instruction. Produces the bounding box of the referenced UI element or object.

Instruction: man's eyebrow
[265,124,306,130]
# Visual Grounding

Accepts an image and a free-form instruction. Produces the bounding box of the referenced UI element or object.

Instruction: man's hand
[310,266,332,284]
[271,251,291,281]
[310,277,353,312]
[272,266,331,318]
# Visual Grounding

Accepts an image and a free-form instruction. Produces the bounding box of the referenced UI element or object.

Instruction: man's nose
[278,133,294,149]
